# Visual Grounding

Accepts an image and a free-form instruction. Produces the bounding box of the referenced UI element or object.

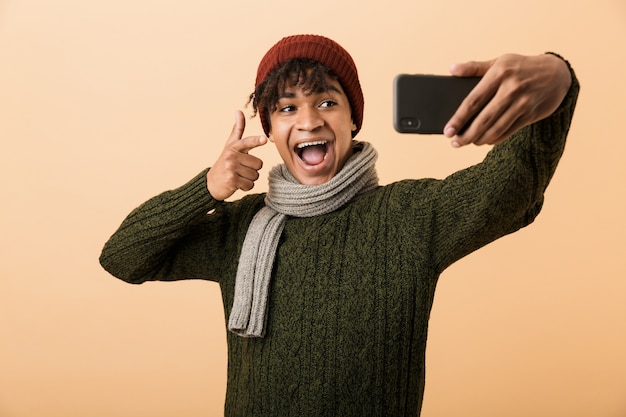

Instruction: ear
[351,121,357,132]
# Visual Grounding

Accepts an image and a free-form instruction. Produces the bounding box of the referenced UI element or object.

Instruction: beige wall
[1,0,625,416]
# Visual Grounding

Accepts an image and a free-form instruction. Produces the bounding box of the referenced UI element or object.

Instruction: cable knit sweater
[100,69,578,416]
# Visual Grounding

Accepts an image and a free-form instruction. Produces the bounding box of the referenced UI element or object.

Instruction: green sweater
[100,72,579,416]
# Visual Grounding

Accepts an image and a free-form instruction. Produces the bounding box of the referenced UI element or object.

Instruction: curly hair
[248,58,339,128]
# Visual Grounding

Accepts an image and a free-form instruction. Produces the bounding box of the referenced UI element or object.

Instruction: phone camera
[400,117,420,130]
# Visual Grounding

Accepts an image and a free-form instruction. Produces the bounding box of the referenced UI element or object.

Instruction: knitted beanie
[255,34,364,137]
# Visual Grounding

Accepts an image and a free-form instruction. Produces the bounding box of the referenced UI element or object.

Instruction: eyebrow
[278,84,343,99]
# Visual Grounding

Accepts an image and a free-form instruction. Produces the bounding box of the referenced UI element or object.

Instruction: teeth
[296,140,327,149]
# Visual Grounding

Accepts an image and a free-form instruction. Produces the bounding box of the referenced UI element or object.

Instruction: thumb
[449,59,495,77]
[227,110,246,144]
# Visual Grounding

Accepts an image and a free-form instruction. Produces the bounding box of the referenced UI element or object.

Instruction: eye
[319,99,337,108]
[278,104,297,113]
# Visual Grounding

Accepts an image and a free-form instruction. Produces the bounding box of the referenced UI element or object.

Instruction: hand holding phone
[444,54,572,147]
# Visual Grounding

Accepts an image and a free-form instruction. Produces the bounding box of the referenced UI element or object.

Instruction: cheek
[336,115,356,138]
[268,128,292,157]
[268,115,290,139]
[268,127,287,148]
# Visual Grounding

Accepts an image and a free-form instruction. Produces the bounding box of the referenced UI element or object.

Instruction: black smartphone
[393,74,481,134]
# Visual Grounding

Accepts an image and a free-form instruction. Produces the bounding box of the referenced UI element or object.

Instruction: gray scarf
[228,141,379,337]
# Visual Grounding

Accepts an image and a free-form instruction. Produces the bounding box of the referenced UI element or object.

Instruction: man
[100,34,579,416]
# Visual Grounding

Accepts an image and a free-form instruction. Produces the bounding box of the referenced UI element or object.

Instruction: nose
[296,105,323,132]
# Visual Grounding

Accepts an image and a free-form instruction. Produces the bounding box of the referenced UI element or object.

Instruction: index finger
[231,134,268,154]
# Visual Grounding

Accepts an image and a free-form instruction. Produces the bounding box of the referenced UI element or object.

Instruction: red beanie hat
[255,34,364,137]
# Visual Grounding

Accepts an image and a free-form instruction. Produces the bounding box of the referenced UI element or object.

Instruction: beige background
[1,0,625,416]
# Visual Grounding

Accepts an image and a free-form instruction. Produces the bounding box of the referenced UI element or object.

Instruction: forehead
[279,73,345,97]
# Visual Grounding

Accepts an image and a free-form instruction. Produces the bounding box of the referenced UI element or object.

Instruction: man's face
[268,75,356,185]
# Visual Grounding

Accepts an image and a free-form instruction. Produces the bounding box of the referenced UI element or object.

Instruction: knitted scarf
[228,141,379,337]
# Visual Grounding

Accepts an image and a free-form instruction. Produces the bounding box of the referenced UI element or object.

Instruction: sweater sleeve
[100,168,240,284]
[429,57,580,273]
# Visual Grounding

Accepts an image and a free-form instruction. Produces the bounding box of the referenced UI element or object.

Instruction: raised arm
[100,111,268,284]
[430,53,579,272]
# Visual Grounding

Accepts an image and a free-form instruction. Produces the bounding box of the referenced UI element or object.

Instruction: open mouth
[295,141,329,166]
